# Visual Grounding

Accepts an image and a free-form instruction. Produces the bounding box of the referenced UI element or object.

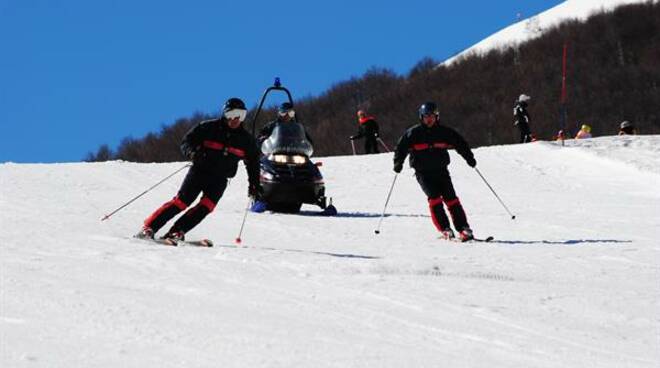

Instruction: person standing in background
[618,121,637,135]
[575,124,592,139]
[350,110,380,154]
[513,94,533,143]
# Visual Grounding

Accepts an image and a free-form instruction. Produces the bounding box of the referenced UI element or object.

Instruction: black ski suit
[143,117,260,236]
[513,101,532,143]
[393,122,476,233]
[352,116,380,154]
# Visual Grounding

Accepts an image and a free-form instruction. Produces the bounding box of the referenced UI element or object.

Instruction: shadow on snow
[488,239,633,245]
[216,243,380,259]
[295,210,430,218]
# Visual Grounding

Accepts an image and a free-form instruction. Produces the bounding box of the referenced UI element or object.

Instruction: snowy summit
[441,0,653,66]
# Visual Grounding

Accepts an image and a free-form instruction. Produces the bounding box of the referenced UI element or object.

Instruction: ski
[131,236,213,247]
[179,239,214,247]
[440,236,494,243]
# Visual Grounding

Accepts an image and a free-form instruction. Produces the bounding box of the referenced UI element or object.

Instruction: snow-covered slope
[442,0,652,66]
[2,136,659,367]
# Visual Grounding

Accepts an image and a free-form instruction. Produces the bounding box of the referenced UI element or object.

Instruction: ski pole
[101,164,191,221]
[377,137,391,152]
[350,139,356,155]
[235,199,251,244]
[374,174,398,234]
[474,167,516,220]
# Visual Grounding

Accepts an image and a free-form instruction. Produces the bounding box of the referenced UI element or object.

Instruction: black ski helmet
[418,102,438,120]
[278,102,294,113]
[223,97,246,112]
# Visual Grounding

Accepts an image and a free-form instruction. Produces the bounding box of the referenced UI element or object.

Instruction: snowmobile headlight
[271,154,289,164]
[291,155,306,164]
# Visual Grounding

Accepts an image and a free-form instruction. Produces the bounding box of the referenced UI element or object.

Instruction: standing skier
[513,94,533,143]
[574,124,592,139]
[350,110,380,154]
[618,120,636,135]
[135,97,261,242]
[393,102,477,241]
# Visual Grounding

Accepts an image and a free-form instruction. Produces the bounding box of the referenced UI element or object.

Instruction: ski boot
[134,227,154,240]
[161,230,185,245]
[458,228,474,242]
[441,229,455,240]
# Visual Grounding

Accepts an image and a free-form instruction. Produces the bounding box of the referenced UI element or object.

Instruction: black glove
[466,157,477,168]
[187,148,203,161]
[393,162,403,173]
[248,183,263,199]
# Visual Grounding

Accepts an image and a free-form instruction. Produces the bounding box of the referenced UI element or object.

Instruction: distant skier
[513,94,533,143]
[135,97,261,242]
[618,120,637,135]
[575,124,592,139]
[393,102,477,242]
[350,110,380,154]
[258,102,313,146]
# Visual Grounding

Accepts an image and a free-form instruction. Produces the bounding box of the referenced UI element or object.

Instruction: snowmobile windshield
[261,122,314,157]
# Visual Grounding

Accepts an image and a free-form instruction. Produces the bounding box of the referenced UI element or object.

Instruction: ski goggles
[224,108,247,122]
[278,110,295,118]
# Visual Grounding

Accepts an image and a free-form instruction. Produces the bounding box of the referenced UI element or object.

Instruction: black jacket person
[350,110,380,154]
[393,102,476,241]
[513,94,532,143]
[136,98,260,241]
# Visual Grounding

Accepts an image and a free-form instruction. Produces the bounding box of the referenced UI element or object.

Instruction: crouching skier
[393,102,477,242]
[135,97,261,243]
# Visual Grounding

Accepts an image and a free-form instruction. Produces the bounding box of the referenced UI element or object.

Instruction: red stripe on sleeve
[203,140,225,150]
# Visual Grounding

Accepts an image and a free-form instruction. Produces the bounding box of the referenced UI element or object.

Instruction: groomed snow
[1,135,658,367]
[441,0,655,66]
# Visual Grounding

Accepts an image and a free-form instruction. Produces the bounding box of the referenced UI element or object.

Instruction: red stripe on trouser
[444,198,460,208]
[428,196,449,231]
[199,197,216,212]
[144,197,188,227]
[444,197,469,231]
[428,197,443,207]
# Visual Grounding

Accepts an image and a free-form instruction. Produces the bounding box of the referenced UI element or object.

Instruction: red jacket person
[350,110,380,154]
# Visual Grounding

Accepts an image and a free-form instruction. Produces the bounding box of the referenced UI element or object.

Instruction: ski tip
[485,236,494,242]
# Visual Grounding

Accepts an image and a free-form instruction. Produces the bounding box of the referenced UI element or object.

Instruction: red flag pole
[561,42,568,105]
[559,42,568,146]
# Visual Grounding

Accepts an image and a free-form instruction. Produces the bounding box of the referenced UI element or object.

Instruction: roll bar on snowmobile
[249,77,298,136]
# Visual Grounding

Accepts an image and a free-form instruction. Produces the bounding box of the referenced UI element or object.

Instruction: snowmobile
[249,78,337,215]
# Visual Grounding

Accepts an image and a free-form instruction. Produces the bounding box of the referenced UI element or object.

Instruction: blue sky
[0,0,562,163]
